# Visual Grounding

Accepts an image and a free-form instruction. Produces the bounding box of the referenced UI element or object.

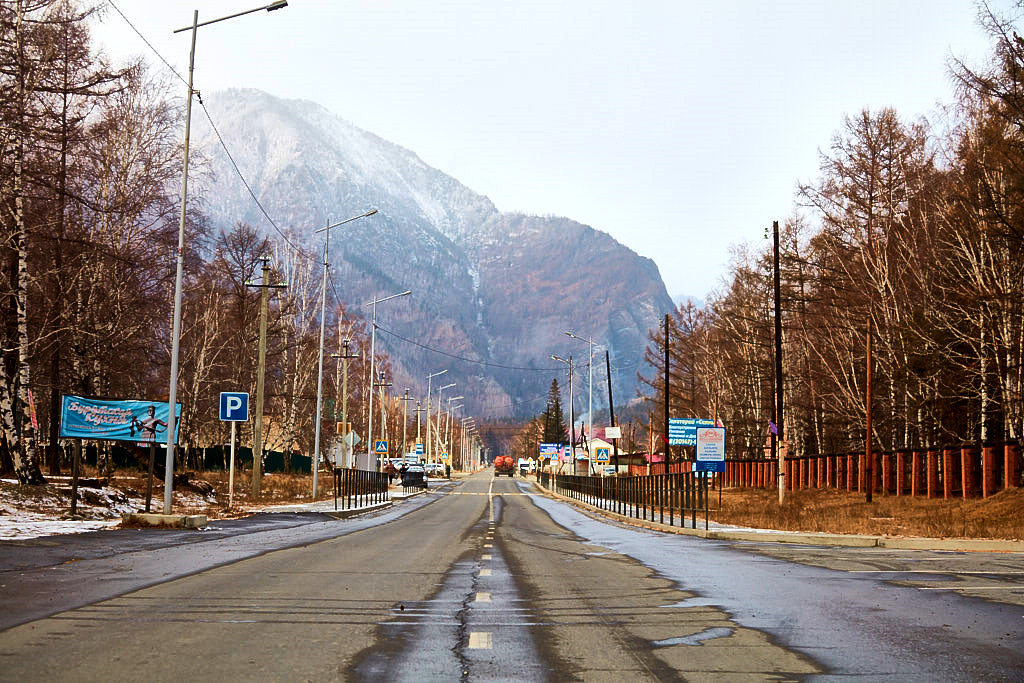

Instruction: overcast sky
[92,1,1002,300]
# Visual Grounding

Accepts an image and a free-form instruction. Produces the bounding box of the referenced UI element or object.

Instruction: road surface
[0,470,1021,680]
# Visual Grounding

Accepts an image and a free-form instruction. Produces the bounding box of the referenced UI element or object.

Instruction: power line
[198,99,307,257]
[106,1,189,88]
[376,324,561,373]
[107,1,310,262]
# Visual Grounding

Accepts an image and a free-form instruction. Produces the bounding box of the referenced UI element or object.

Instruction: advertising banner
[695,427,726,472]
[60,395,181,444]
[668,417,715,446]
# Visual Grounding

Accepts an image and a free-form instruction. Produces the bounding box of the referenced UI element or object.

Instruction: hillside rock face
[193,89,674,418]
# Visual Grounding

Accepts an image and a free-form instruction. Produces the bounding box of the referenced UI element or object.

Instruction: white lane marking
[480,569,492,576]
[851,570,1024,575]
[484,544,492,548]
[475,592,492,603]
[482,554,492,560]
[468,632,493,649]
[916,586,1024,591]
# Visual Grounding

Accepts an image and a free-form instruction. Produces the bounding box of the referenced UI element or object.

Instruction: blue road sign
[219,392,249,422]
[374,439,388,454]
[595,447,610,463]
[668,417,714,446]
[415,442,424,455]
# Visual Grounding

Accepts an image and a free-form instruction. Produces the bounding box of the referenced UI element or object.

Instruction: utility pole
[247,255,286,496]
[664,314,670,462]
[375,371,392,460]
[773,219,785,505]
[606,349,618,468]
[332,338,359,468]
[866,317,873,503]
[414,401,424,443]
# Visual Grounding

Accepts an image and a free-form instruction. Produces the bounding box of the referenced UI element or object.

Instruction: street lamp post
[312,210,377,497]
[164,0,288,514]
[425,369,447,464]
[445,396,463,451]
[566,331,601,474]
[446,400,463,454]
[435,383,455,463]
[552,354,574,473]
[364,290,411,470]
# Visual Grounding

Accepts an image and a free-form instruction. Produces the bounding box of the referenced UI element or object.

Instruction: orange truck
[493,455,516,477]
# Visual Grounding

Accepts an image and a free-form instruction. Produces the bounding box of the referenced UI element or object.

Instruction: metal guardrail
[333,468,390,511]
[538,471,710,530]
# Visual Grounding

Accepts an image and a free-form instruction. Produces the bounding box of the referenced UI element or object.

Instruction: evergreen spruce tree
[542,379,567,444]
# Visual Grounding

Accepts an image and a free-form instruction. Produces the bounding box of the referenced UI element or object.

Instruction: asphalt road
[0,471,1022,681]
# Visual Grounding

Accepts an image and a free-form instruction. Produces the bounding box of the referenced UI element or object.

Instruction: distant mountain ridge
[192,89,675,418]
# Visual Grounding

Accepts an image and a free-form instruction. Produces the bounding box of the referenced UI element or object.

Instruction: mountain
[192,89,674,419]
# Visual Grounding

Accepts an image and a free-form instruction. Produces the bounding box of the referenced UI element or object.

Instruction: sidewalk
[530,480,1024,553]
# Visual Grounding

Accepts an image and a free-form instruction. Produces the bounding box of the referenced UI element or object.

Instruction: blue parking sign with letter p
[219,392,249,421]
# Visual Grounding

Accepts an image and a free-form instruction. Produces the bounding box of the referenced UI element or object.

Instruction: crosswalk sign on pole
[374,440,388,454]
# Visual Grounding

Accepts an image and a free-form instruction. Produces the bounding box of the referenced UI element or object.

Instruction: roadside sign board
[60,395,182,444]
[668,417,714,446]
[539,443,561,459]
[595,447,610,463]
[604,426,621,440]
[441,452,449,462]
[219,392,249,422]
[415,442,424,455]
[374,439,388,454]
[696,427,726,473]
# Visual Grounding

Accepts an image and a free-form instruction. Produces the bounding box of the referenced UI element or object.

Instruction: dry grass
[713,486,1024,540]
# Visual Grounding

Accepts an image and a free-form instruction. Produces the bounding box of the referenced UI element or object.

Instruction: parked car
[424,463,445,477]
[401,464,427,488]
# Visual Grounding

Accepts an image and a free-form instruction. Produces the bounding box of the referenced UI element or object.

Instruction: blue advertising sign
[60,395,181,444]
[694,460,725,473]
[219,392,249,421]
[668,417,714,446]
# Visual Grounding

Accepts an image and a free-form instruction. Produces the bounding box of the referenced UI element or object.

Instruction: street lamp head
[267,1,288,10]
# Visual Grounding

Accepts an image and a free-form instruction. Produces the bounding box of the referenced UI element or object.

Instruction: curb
[529,482,1024,553]
[122,513,207,530]
[323,500,393,519]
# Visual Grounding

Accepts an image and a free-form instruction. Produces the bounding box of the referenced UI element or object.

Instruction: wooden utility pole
[333,339,359,467]
[247,255,286,496]
[773,220,785,505]
[398,389,414,456]
[663,314,670,462]
[605,350,618,468]
[866,317,873,503]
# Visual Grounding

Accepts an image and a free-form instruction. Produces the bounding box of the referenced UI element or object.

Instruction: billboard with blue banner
[60,395,182,444]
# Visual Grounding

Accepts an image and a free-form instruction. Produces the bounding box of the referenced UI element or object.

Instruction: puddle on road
[653,627,734,647]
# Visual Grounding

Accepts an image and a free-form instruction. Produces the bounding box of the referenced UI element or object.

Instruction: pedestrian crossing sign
[374,440,388,454]
[595,447,610,463]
